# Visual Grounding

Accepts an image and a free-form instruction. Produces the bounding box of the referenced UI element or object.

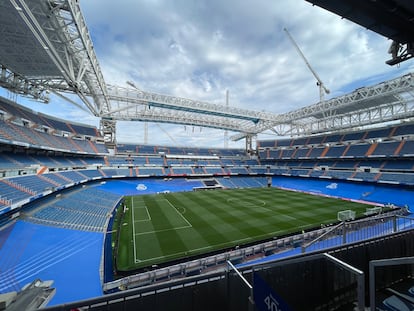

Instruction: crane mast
[284,28,330,102]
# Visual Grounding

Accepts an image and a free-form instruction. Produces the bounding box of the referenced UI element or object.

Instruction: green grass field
[114,187,371,271]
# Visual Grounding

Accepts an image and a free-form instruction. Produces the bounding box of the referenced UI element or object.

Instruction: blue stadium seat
[342,131,365,142]
[372,141,400,157]
[29,187,122,232]
[325,145,346,158]
[365,127,392,140]
[293,147,311,159]
[382,295,414,311]
[393,123,414,137]
[344,144,370,158]
[257,140,276,148]
[399,141,414,157]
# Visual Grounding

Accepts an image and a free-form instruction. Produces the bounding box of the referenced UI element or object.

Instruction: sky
[1,0,413,149]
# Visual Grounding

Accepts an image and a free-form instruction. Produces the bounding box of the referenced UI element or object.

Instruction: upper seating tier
[116,143,246,157]
[0,97,107,155]
[258,123,414,152]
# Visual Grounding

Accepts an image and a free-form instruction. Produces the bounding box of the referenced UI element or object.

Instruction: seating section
[27,187,122,232]
[0,119,107,154]
[216,177,267,188]
[257,122,414,186]
[0,169,120,211]
[0,95,414,216]
[0,152,105,170]
[169,167,194,175]
[0,96,107,155]
[0,179,33,203]
[378,285,414,311]
[116,143,246,158]
[136,167,165,176]
[8,175,57,193]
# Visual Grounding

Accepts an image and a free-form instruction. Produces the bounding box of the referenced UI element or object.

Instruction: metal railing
[301,210,414,254]
[104,209,410,292]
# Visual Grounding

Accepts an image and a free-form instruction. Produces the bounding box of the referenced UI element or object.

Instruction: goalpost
[337,210,356,222]
[364,206,382,216]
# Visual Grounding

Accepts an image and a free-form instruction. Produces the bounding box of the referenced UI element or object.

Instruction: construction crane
[284,27,330,102]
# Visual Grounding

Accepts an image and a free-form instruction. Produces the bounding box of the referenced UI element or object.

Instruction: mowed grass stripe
[134,196,189,262]
[182,193,254,242]
[177,190,270,237]
[164,192,263,258]
[166,189,300,257]
[203,189,310,234]
[117,196,137,269]
[134,195,216,264]
[131,196,151,221]
[116,187,370,271]
[131,197,172,262]
[191,191,275,237]
[166,193,233,246]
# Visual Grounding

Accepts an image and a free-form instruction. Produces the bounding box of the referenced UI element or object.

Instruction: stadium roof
[305,0,414,65]
[232,73,414,140]
[0,0,413,146]
[0,0,111,116]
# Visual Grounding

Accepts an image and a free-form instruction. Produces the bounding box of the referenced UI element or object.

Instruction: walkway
[0,221,103,305]
[1,177,414,306]
[0,178,204,306]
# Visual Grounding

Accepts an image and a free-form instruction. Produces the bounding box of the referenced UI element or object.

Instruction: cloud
[2,0,413,149]
[73,0,414,146]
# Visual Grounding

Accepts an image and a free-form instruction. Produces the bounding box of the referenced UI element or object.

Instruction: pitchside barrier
[103,208,410,292]
[301,209,411,254]
[43,227,414,311]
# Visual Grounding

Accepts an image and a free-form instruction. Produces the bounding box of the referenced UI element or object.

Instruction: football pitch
[114,187,370,271]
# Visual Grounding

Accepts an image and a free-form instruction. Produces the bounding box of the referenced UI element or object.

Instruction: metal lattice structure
[0,0,110,115]
[0,0,414,149]
[105,84,277,132]
[276,73,414,136]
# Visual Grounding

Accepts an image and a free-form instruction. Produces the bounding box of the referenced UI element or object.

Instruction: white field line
[131,196,138,264]
[132,197,193,263]
[162,198,193,228]
[134,225,191,237]
[132,203,294,264]
[134,235,260,264]
[280,214,297,221]
[133,204,151,222]
[133,222,193,263]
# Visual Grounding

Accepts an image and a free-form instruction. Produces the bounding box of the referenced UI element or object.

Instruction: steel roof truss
[105,84,279,124]
[299,98,414,135]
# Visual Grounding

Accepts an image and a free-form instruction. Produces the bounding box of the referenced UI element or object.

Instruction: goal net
[364,206,382,216]
[337,210,356,222]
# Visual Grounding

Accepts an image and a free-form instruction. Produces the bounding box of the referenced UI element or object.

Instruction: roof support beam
[105,84,279,124]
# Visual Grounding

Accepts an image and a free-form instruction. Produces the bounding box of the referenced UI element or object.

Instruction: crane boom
[284,27,330,101]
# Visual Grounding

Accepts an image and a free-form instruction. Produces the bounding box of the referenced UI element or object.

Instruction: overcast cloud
[2,0,413,149]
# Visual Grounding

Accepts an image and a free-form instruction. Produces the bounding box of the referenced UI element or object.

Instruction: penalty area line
[134,225,192,237]
[131,196,138,264]
[133,225,192,264]
[133,204,151,222]
[163,198,193,228]
[133,236,257,264]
